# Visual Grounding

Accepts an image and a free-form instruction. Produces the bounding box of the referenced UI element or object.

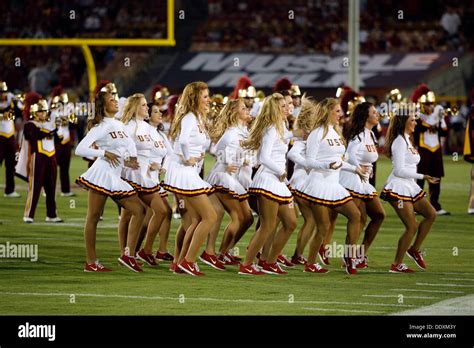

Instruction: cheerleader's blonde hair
[169,81,209,141]
[242,93,285,150]
[208,99,242,143]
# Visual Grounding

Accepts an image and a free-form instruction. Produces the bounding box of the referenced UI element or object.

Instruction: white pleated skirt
[248,167,292,204]
[76,158,136,199]
[237,165,253,191]
[381,175,426,203]
[206,163,248,200]
[339,171,377,201]
[289,168,308,197]
[162,160,214,196]
[121,158,160,194]
[299,169,352,206]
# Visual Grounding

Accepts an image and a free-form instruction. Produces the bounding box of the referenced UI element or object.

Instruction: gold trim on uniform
[248,187,293,204]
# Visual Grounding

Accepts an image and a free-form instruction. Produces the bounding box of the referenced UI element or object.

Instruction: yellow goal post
[0,0,176,96]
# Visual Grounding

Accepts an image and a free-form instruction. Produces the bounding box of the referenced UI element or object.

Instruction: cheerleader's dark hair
[147,102,165,132]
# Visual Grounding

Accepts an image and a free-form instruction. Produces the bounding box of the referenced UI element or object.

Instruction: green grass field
[0,154,473,315]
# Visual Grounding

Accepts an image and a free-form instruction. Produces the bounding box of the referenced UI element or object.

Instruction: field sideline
[0,154,473,315]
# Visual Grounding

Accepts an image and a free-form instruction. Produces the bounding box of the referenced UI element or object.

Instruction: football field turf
[0,154,473,315]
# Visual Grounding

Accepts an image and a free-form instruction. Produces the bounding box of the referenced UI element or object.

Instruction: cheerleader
[147,102,174,261]
[381,109,437,273]
[339,102,386,268]
[299,98,364,275]
[287,97,317,265]
[465,90,474,215]
[259,90,296,268]
[206,99,254,264]
[162,81,218,276]
[16,93,62,223]
[75,91,145,272]
[118,94,169,267]
[239,93,304,275]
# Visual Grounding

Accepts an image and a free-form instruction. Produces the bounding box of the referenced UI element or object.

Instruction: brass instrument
[0,103,15,121]
[52,92,77,125]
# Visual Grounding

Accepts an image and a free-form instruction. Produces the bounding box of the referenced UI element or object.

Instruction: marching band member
[239,93,304,275]
[75,91,145,272]
[339,102,386,268]
[288,97,317,265]
[206,99,254,265]
[412,84,450,215]
[159,94,179,137]
[299,98,364,275]
[290,84,302,119]
[119,94,169,267]
[16,93,62,223]
[50,86,76,196]
[0,81,21,197]
[162,81,218,276]
[231,76,260,118]
[151,84,170,110]
[381,106,438,273]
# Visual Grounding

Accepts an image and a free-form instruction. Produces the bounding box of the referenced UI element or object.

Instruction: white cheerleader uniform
[162,112,214,196]
[381,134,426,202]
[235,124,257,190]
[75,117,137,199]
[149,124,174,198]
[287,139,308,197]
[206,125,248,200]
[339,128,378,201]
[248,125,292,204]
[121,119,161,194]
[299,125,353,206]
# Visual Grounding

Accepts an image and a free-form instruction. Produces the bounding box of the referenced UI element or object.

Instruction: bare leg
[118,208,132,255]
[267,202,297,264]
[84,191,108,264]
[293,196,315,257]
[242,196,279,266]
[217,193,245,255]
[117,195,146,256]
[307,204,330,264]
[389,200,418,264]
[158,196,172,253]
[361,197,385,254]
[412,198,437,250]
[183,194,218,263]
[141,192,168,254]
[204,193,225,255]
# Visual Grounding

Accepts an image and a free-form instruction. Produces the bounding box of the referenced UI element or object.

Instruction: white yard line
[393,295,474,315]
[416,282,474,288]
[0,291,416,307]
[390,288,464,294]
[363,294,437,299]
[441,278,474,282]
[303,307,385,314]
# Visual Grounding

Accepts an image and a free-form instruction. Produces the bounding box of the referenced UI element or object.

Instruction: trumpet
[441,106,458,118]
[55,113,78,127]
[0,109,15,121]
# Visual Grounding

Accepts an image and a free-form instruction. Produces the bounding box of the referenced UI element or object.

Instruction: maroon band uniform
[0,93,18,195]
[22,121,58,219]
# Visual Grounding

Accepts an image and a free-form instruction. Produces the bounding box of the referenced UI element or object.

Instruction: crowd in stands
[191,0,472,53]
[0,0,167,95]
